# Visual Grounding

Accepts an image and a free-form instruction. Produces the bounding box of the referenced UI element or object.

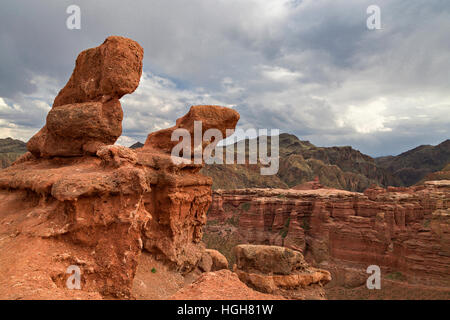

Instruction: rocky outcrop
[144,105,239,157]
[206,181,450,297]
[292,176,324,190]
[27,36,144,158]
[0,36,239,299]
[233,244,331,299]
[170,269,284,300]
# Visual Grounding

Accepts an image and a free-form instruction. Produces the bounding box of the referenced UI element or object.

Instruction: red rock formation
[0,36,239,299]
[144,105,240,157]
[205,249,229,271]
[170,269,284,300]
[292,176,325,190]
[233,244,331,299]
[207,181,450,295]
[27,36,143,158]
[53,36,144,107]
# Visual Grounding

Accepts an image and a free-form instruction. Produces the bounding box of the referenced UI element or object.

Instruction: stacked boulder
[27,36,143,157]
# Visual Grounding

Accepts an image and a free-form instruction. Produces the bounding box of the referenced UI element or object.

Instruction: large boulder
[205,249,229,271]
[28,100,123,157]
[233,244,331,299]
[234,244,308,275]
[53,36,143,107]
[144,105,240,157]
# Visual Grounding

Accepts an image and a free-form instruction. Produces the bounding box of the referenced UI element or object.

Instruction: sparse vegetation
[226,215,239,227]
[151,267,157,273]
[302,218,311,231]
[279,217,291,239]
[241,202,251,211]
[386,271,406,281]
[206,219,219,226]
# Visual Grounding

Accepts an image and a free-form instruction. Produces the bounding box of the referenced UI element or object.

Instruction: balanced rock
[27,36,143,158]
[144,105,240,157]
[53,36,143,107]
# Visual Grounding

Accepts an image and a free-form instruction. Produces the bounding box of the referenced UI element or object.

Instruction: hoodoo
[0,36,240,299]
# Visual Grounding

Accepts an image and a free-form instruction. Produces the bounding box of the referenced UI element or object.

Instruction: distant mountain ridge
[201,134,449,191]
[375,139,450,186]
[129,142,144,149]
[0,138,27,168]
[202,133,402,192]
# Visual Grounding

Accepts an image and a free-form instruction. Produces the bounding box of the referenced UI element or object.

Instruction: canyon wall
[206,181,450,298]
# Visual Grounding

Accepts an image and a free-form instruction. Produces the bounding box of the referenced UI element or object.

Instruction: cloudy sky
[0,0,449,156]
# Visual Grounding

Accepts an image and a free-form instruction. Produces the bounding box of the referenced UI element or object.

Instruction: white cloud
[120,72,230,142]
[338,98,392,134]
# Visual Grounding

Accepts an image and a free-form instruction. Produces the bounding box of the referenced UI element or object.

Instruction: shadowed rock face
[0,36,239,299]
[376,140,450,186]
[27,36,144,158]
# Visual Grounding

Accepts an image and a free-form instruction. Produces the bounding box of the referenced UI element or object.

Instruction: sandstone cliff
[206,181,450,299]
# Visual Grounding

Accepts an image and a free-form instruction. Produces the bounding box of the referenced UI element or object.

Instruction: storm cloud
[0,0,449,156]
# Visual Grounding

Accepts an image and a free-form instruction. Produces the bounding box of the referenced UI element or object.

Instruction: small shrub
[386,271,406,281]
[279,217,291,239]
[151,268,157,274]
[241,202,251,211]
[206,219,219,226]
[302,218,311,231]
